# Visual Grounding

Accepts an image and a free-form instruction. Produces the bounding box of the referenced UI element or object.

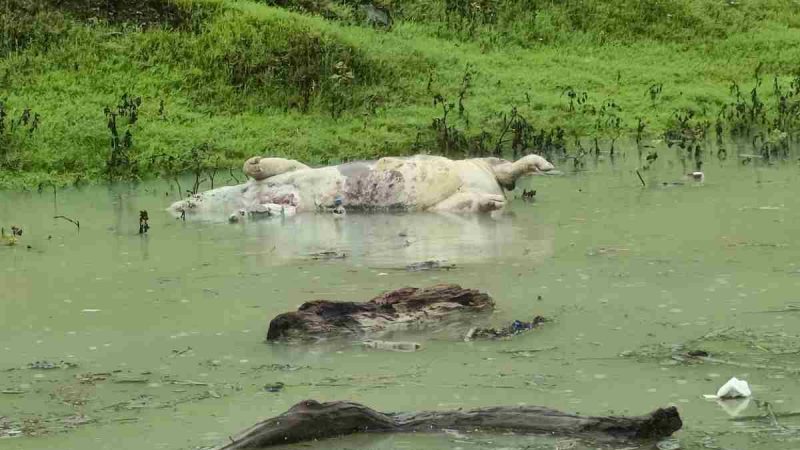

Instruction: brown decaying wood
[266,284,494,341]
[217,399,683,449]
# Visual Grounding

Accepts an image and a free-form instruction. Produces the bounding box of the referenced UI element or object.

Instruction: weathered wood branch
[217,400,683,449]
[266,284,494,341]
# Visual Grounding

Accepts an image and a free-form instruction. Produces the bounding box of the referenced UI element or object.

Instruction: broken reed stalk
[732,410,800,422]
[54,215,80,229]
[636,170,646,187]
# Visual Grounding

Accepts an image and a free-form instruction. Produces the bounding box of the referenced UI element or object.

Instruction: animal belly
[341,157,461,210]
[342,169,410,210]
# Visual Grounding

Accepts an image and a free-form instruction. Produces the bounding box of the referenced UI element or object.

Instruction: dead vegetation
[622,327,800,374]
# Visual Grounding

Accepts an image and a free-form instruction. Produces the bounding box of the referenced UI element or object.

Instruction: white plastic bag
[703,377,751,400]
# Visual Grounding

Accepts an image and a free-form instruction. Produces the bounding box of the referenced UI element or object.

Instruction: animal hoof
[478,194,506,212]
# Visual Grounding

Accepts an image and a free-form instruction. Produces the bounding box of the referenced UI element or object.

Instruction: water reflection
[232,211,554,267]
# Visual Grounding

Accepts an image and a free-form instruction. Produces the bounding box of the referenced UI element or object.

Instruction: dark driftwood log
[217,400,683,449]
[266,284,494,341]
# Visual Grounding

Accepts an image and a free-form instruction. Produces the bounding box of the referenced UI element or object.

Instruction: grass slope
[1,0,799,188]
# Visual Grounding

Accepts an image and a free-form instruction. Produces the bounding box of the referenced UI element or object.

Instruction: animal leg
[232,203,297,222]
[253,203,297,217]
[430,192,506,213]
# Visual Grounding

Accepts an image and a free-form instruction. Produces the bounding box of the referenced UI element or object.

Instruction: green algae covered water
[2,151,800,450]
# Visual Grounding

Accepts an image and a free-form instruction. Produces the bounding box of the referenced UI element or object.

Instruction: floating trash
[687,171,705,182]
[307,251,347,261]
[704,377,751,400]
[405,260,456,272]
[464,316,547,341]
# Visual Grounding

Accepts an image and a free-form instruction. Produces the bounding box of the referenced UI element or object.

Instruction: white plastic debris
[688,171,705,182]
[703,377,751,400]
[464,328,476,342]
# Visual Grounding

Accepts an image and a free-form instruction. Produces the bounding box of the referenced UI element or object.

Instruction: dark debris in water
[0,413,93,438]
[405,260,456,272]
[263,382,285,393]
[497,346,558,358]
[21,360,79,371]
[622,327,800,374]
[465,316,547,341]
[139,210,150,234]
[518,189,537,202]
[77,372,111,384]
[250,363,310,372]
[307,251,347,260]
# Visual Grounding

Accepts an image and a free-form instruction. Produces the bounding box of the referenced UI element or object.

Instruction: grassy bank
[1,0,799,189]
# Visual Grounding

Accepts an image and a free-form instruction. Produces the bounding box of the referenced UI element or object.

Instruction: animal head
[516,154,555,174]
[492,154,555,190]
[243,157,311,181]
[243,156,266,180]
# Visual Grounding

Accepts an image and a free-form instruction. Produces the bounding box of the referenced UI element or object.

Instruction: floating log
[266,284,494,341]
[217,400,683,449]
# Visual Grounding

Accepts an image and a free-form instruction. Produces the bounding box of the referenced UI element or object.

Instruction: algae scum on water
[3,0,800,448]
[3,141,800,449]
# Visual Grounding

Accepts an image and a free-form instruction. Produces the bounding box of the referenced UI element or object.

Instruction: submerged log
[266,284,494,341]
[217,400,683,449]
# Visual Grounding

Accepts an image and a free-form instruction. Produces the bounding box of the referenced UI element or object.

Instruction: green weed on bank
[1,0,799,188]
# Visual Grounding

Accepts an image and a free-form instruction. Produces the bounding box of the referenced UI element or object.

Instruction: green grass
[1,0,799,188]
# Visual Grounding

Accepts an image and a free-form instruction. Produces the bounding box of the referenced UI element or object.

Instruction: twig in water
[229,168,241,184]
[52,185,58,216]
[168,379,211,386]
[54,215,80,229]
[754,400,787,429]
[497,346,557,355]
[732,410,800,422]
[636,170,646,187]
[692,355,800,374]
[682,326,735,348]
[139,210,150,234]
[747,305,800,314]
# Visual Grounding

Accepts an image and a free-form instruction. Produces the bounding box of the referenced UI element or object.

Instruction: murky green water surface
[2,152,800,450]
